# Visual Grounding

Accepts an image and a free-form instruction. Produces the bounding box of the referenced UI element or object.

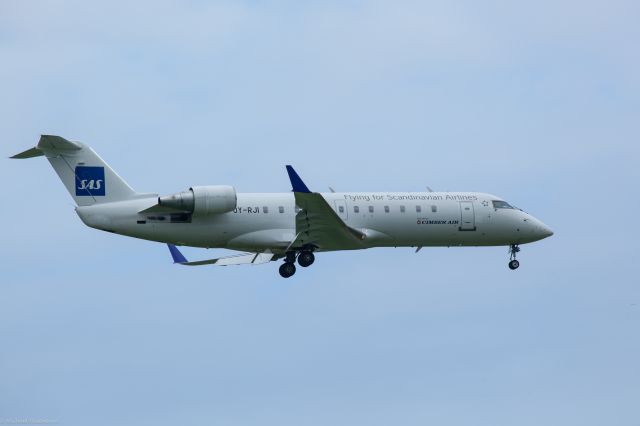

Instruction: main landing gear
[297,251,315,267]
[279,261,296,278]
[508,244,520,270]
[278,249,316,278]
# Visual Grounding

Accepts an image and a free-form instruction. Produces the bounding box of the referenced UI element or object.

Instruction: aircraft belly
[354,217,508,247]
[226,229,296,251]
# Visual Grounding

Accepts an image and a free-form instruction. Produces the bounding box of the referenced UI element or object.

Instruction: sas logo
[75,166,106,196]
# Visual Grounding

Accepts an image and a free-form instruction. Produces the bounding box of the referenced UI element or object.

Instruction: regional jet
[12,135,553,278]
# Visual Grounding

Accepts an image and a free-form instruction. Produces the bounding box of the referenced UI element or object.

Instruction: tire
[297,251,315,267]
[279,262,296,278]
[508,260,520,270]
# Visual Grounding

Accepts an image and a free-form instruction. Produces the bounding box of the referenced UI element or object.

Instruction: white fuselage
[12,137,553,274]
[76,191,553,253]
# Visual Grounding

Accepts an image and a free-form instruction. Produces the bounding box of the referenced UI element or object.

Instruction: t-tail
[11,135,140,206]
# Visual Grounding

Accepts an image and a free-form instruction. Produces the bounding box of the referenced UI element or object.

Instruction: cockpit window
[492,200,514,209]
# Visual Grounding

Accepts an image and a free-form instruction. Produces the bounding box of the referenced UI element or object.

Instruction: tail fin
[12,135,138,206]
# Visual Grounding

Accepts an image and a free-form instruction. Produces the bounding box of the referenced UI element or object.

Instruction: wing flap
[285,166,365,251]
[292,192,365,249]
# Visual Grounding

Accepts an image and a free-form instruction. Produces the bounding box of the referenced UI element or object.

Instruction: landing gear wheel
[298,251,315,267]
[508,259,520,270]
[279,262,296,278]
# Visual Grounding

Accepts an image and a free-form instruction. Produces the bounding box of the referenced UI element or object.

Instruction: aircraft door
[334,199,348,221]
[459,201,476,231]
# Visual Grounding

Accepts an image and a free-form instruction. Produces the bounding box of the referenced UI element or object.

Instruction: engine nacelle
[158,185,237,215]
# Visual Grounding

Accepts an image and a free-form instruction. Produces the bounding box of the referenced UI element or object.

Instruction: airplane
[12,135,553,278]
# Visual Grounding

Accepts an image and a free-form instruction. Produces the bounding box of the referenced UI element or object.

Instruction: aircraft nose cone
[534,221,553,239]
[524,215,553,241]
[540,224,554,238]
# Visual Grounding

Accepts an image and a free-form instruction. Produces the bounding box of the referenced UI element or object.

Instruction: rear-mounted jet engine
[158,185,237,215]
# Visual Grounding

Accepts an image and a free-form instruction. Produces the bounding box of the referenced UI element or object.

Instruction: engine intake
[158,185,237,215]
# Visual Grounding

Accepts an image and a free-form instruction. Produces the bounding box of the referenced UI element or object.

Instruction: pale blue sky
[1,1,639,425]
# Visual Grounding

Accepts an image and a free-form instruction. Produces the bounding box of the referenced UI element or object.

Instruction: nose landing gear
[508,244,520,270]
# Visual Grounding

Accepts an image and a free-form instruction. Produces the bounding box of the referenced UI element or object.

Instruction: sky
[1,0,639,424]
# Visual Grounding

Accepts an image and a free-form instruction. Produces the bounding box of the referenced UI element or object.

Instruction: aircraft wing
[286,166,365,251]
[167,244,274,266]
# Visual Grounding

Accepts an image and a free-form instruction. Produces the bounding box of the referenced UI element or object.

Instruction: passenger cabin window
[431,205,437,213]
[279,206,284,213]
[416,205,422,213]
[400,205,406,213]
[354,206,360,213]
[338,206,344,213]
[492,200,514,209]
[263,206,269,214]
[384,206,390,213]
[368,206,374,213]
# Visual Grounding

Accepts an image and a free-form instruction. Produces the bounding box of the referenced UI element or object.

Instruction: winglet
[285,165,311,193]
[167,244,188,264]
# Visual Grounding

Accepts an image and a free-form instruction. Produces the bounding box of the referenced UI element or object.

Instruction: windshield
[492,200,514,209]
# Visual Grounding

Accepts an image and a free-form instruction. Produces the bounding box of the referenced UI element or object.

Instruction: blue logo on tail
[75,166,105,196]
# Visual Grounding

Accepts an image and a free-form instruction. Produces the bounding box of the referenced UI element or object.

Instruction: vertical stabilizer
[12,135,138,206]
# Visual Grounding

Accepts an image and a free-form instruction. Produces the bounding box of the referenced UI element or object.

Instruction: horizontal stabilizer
[37,135,82,152]
[166,244,274,266]
[10,147,44,159]
[11,135,83,159]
